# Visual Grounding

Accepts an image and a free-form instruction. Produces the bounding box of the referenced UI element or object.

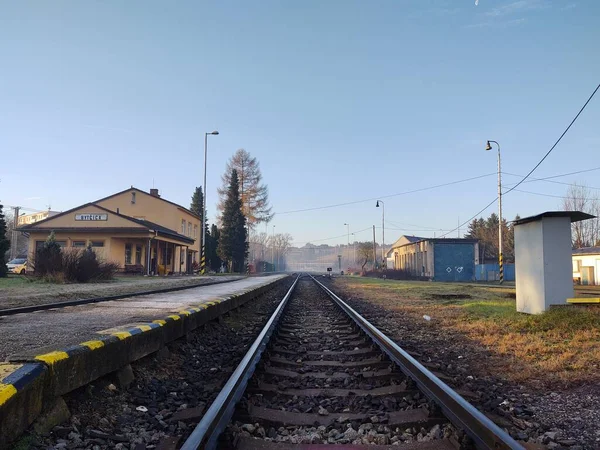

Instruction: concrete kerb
[0,363,47,448]
[1,275,289,449]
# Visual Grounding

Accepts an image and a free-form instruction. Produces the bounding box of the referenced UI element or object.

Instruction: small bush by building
[33,233,118,283]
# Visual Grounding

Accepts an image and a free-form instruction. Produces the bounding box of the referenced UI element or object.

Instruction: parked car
[7,258,27,275]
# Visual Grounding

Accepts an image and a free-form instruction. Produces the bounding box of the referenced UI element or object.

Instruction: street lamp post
[344,223,350,268]
[271,225,276,271]
[376,200,385,268]
[485,140,503,284]
[201,130,219,275]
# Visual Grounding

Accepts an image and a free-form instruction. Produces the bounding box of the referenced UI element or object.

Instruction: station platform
[0,275,286,361]
[0,274,289,447]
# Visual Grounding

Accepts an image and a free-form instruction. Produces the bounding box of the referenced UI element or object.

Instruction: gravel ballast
[330,278,600,450]
[19,278,294,450]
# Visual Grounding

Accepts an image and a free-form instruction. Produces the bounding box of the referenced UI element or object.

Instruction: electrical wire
[503,168,600,191]
[512,188,593,201]
[292,226,372,246]
[438,82,599,239]
[275,172,496,215]
[438,197,499,238]
[503,82,600,196]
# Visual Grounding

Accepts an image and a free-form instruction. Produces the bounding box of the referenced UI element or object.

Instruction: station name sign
[75,213,108,221]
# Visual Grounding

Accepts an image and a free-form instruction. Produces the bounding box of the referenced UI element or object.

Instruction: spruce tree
[190,187,204,220]
[217,169,248,272]
[0,204,10,277]
[208,224,223,272]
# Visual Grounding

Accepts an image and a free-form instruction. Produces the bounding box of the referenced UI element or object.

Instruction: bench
[123,264,145,275]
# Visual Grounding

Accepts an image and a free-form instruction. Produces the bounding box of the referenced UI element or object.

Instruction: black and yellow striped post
[200,247,206,275]
[499,253,504,284]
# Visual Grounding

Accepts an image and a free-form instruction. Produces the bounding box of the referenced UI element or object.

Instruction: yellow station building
[18,187,201,275]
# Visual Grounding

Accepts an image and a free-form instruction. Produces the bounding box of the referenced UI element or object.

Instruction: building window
[125,243,132,264]
[181,219,186,234]
[135,245,142,265]
[573,260,581,272]
[188,222,192,237]
[194,225,198,239]
[91,241,104,248]
[72,241,86,248]
[56,241,67,248]
[162,246,173,265]
[131,192,136,204]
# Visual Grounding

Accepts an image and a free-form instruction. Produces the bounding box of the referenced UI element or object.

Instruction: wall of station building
[573,253,600,285]
[389,240,479,281]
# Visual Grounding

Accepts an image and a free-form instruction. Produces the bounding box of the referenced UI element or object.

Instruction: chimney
[150,188,160,198]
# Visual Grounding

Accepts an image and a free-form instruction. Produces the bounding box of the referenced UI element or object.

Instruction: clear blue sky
[1,0,599,247]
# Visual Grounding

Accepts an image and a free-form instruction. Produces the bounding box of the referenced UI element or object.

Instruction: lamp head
[485,140,492,151]
[376,201,380,207]
[210,131,219,135]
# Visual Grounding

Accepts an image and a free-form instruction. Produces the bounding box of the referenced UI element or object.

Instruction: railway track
[181,275,523,450]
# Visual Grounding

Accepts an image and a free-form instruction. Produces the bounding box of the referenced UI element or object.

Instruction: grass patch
[0,275,37,288]
[336,277,600,386]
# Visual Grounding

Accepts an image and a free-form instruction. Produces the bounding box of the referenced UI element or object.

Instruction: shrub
[362,268,428,281]
[33,236,118,283]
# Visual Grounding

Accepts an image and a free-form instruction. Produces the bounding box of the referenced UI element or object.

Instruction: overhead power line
[503,168,600,191]
[503,82,600,196]
[439,82,599,239]
[512,189,594,201]
[276,173,496,215]
[438,198,498,238]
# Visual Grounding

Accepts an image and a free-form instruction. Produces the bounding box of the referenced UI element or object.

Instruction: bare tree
[562,183,600,248]
[249,231,269,263]
[4,211,28,259]
[357,242,374,273]
[269,233,293,269]
[217,149,273,228]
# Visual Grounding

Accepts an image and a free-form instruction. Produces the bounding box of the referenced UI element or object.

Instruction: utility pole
[372,225,377,270]
[271,225,276,271]
[10,206,20,260]
[486,140,503,283]
[344,223,350,268]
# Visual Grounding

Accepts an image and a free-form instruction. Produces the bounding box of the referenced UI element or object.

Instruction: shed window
[91,241,104,248]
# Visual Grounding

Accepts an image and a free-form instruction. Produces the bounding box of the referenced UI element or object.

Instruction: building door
[581,266,594,285]
[433,243,475,282]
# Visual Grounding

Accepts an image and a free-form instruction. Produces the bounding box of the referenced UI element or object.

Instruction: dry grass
[336,277,600,387]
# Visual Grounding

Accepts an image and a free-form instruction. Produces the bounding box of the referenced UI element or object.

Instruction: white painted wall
[515,217,573,314]
[515,221,545,314]
[572,253,600,285]
[542,217,574,308]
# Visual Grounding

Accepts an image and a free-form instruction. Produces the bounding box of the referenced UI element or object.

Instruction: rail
[181,275,300,450]
[311,275,523,450]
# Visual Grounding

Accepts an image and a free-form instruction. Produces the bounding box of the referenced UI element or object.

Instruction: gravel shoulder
[330,277,600,450]
[0,275,243,310]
